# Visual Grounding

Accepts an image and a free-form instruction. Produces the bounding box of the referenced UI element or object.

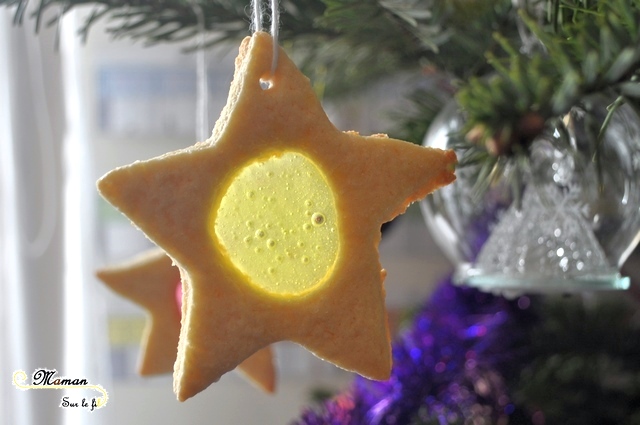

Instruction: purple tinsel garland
[295,278,537,425]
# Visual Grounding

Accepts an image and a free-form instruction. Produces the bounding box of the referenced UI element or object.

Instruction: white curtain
[1,9,109,425]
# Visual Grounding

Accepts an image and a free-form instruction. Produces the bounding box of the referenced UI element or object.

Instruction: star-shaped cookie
[98,32,456,401]
[96,248,276,393]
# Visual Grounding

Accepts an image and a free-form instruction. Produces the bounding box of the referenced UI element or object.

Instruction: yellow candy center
[214,151,339,296]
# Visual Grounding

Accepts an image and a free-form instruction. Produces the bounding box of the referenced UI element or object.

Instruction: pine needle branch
[0,0,519,93]
[457,0,640,163]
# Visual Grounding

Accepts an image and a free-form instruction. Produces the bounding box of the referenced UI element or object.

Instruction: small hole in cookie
[260,79,273,90]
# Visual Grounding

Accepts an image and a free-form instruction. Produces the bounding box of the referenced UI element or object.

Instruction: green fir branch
[0,0,517,94]
[457,0,640,155]
[2,0,640,202]
[449,0,640,202]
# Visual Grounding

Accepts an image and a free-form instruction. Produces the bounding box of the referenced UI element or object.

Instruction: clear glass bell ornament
[421,96,640,293]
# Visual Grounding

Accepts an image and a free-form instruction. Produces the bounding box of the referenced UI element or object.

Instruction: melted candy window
[213,151,339,295]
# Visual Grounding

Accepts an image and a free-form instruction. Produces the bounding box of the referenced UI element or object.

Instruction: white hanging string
[269,0,279,76]
[252,0,280,79]
[191,1,209,141]
[252,0,263,33]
